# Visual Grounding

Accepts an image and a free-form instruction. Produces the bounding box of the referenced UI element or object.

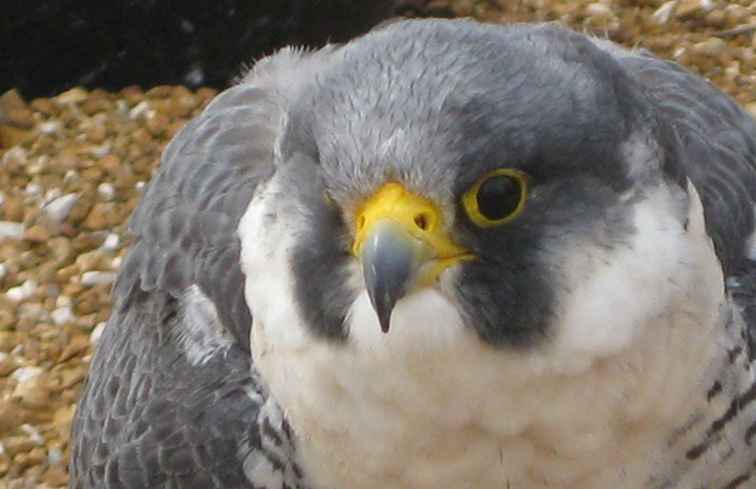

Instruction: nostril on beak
[413,212,430,231]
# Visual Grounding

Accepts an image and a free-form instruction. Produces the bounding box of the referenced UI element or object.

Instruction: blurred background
[2,0,420,98]
[1,0,755,487]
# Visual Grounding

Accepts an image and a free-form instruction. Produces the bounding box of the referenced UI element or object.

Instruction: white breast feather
[239,179,729,489]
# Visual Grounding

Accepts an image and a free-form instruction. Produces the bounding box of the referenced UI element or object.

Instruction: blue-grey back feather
[69,85,297,489]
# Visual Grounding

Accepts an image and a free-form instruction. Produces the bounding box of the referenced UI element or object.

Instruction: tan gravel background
[1,1,755,487]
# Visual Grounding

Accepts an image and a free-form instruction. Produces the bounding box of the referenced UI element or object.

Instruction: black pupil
[476,175,522,220]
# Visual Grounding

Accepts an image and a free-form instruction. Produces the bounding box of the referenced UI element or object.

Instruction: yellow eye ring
[462,168,529,228]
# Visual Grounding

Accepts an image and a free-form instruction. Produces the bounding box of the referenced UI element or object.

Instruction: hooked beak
[352,183,473,333]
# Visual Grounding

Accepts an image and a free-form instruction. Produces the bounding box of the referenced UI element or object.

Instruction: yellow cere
[352,182,474,287]
[461,168,529,228]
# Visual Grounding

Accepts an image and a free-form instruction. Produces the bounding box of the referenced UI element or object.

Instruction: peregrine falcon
[69,19,756,489]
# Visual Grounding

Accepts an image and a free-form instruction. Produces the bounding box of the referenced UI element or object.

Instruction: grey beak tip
[379,314,391,334]
[361,222,416,334]
[374,304,394,333]
[369,288,398,334]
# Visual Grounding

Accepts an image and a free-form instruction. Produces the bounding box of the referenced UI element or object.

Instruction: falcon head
[234,29,731,479]
[240,20,720,367]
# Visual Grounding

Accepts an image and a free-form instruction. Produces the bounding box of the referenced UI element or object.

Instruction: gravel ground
[1,1,755,487]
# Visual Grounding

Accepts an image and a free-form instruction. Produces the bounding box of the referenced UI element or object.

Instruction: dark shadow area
[2,0,452,99]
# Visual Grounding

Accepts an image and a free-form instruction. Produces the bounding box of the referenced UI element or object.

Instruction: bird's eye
[462,169,528,227]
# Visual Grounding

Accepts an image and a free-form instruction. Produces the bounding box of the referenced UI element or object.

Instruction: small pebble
[0,221,24,240]
[17,302,46,321]
[47,446,63,465]
[129,100,153,119]
[38,120,62,135]
[80,271,117,286]
[63,169,80,185]
[6,280,37,302]
[19,425,44,445]
[676,0,714,19]
[59,336,89,362]
[24,183,42,197]
[11,366,43,384]
[652,0,678,24]
[102,232,120,251]
[585,2,612,17]
[42,187,61,203]
[23,224,50,243]
[55,87,88,104]
[90,321,106,345]
[3,436,36,457]
[51,306,75,326]
[0,352,16,376]
[89,143,111,158]
[97,182,116,201]
[76,249,105,270]
[43,193,79,224]
[692,38,727,58]
[115,99,130,116]
[13,374,51,409]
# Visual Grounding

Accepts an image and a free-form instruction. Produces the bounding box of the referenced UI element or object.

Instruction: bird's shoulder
[112,83,281,350]
[606,44,756,356]
[70,49,334,489]
[69,298,271,489]
[112,45,338,350]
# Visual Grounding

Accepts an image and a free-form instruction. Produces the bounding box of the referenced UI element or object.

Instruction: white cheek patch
[549,182,723,371]
[175,285,234,366]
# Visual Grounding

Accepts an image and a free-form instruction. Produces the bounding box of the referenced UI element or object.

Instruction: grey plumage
[70,19,756,489]
[70,88,302,488]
